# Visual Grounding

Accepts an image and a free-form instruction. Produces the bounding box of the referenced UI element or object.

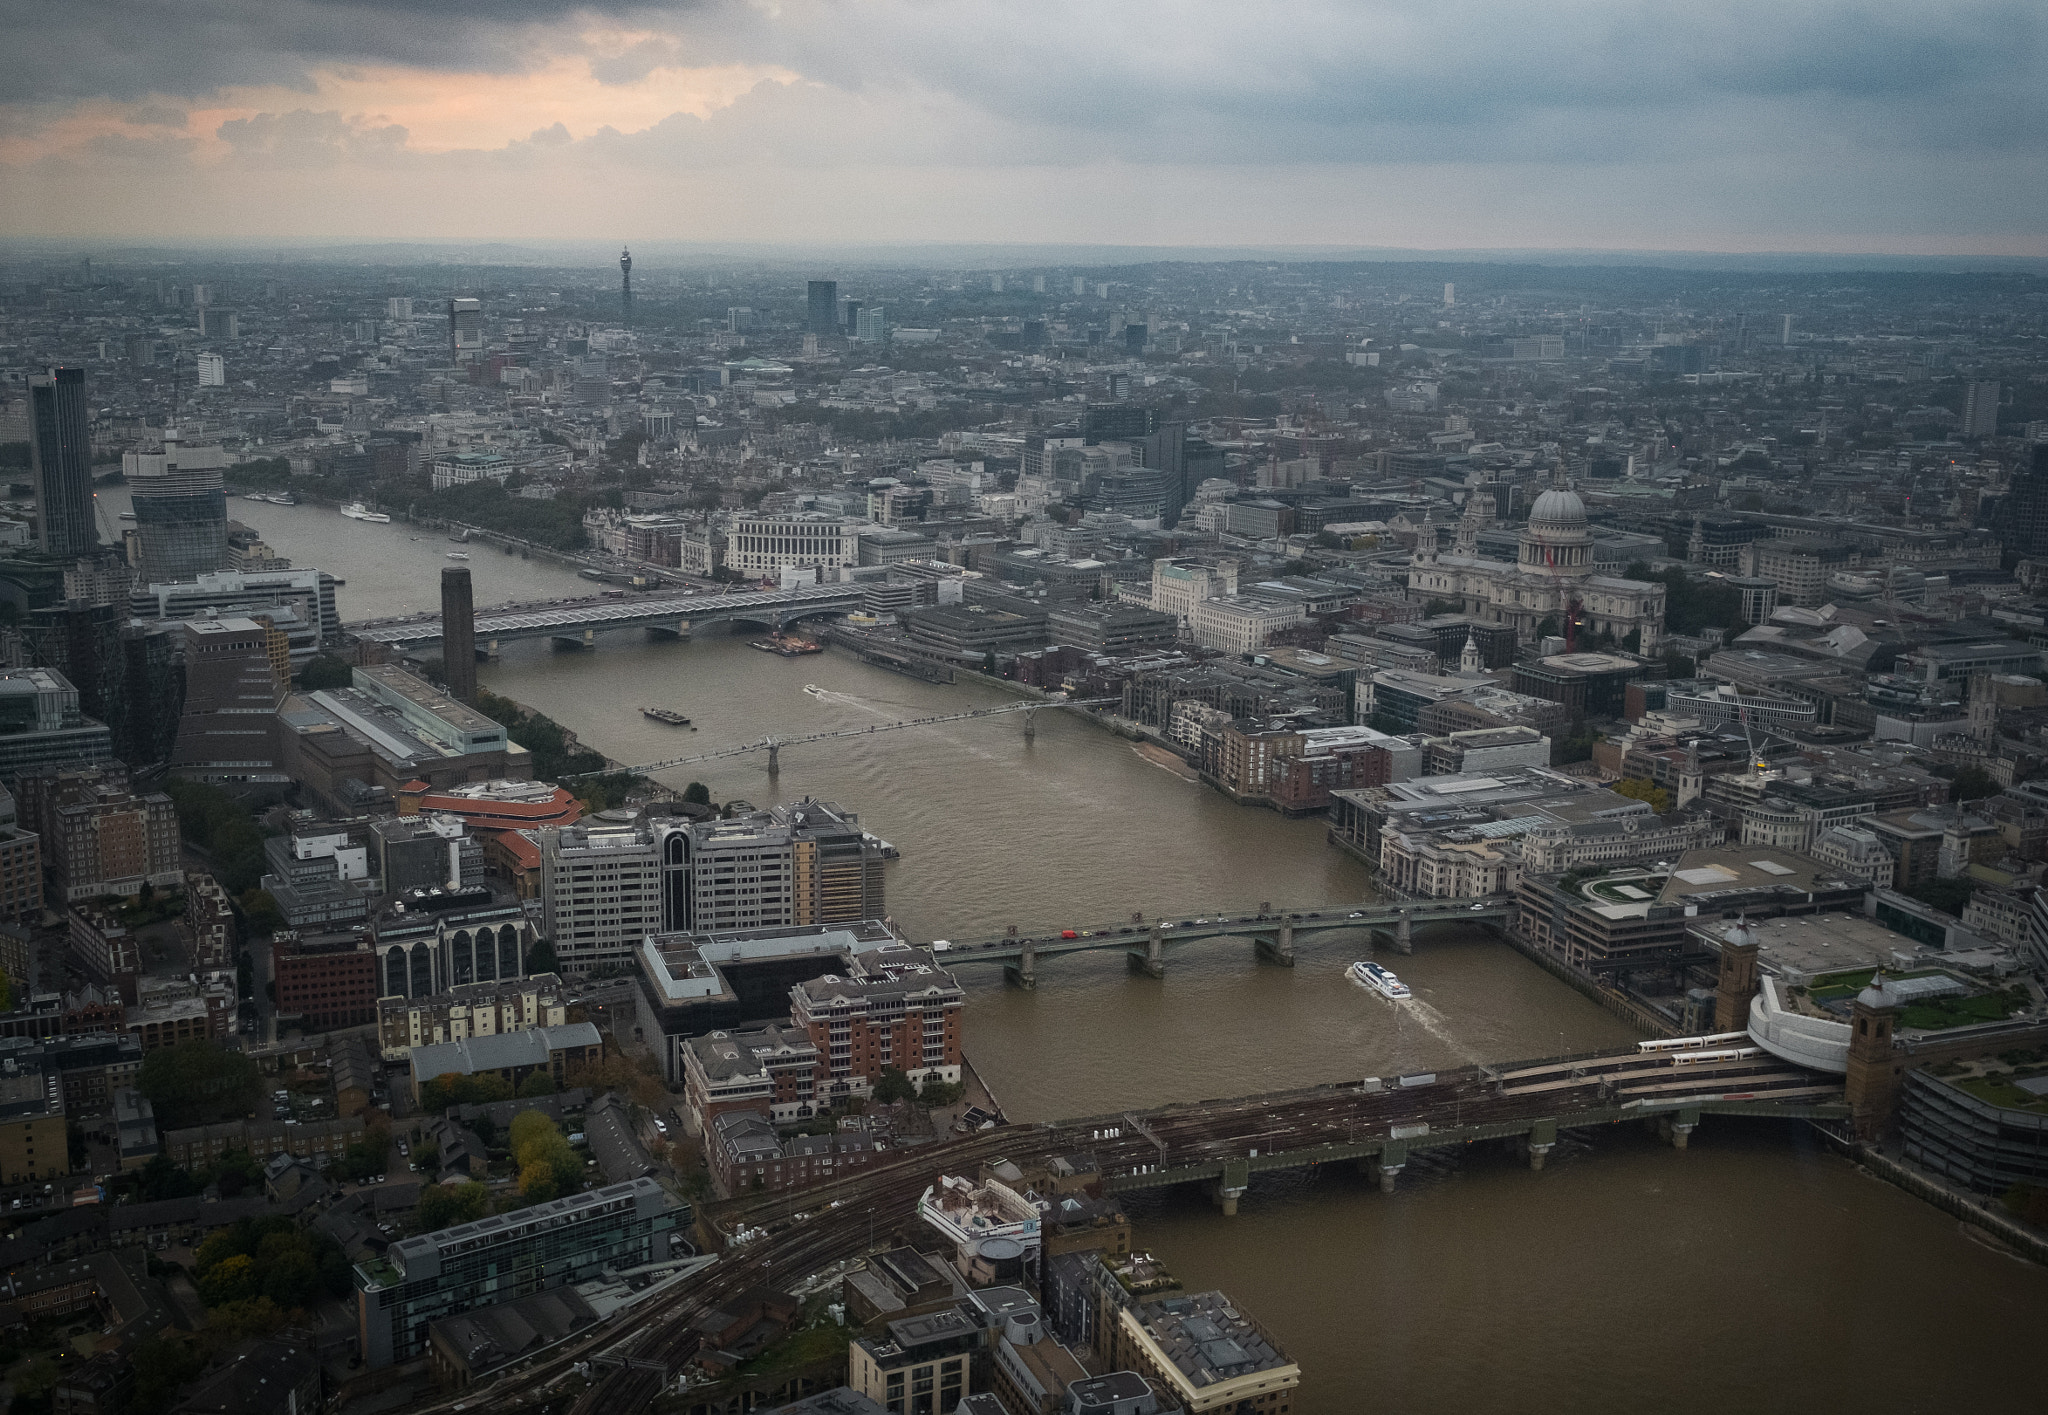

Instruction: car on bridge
[1061,929,1079,939]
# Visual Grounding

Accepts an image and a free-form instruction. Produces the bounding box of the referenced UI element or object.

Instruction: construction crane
[565,696,1120,779]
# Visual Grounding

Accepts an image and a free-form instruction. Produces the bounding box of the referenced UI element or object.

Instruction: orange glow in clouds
[5,44,794,164]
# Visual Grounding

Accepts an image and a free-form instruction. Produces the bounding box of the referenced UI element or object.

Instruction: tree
[198,1253,258,1306]
[518,1070,557,1098]
[871,1067,918,1106]
[526,938,560,976]
[417,1180,491,1232]
[1610,777,1673,814]
[295,653,355,691]
[1951,765,2000,802]
[130,1336,207,1415]
[518,1159,560,1202]
[1906,876,1976,918]
[139,1040,262,1128]
[681,781,712,806]
[917,1077,965,1107]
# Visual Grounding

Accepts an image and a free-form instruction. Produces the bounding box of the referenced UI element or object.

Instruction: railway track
[392,1047,1839,1415]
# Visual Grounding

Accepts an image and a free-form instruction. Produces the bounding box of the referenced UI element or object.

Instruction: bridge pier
[484,636,500,662]
[1394,915,1413,955]
[1022,706,1037,742]
[1371,1141,1408,1193]
[646,619,690,640]
[1211,1159,1250,1214]
[1660,1107,1701,1149]
[1526,1118,1557,1171]
[765,741,780,776]
[1004,942,1037,989]
[1253,919,1295,967]
[1128,925,1166,979]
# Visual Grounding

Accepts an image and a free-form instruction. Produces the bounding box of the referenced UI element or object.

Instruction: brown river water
[158,493,2043,1414]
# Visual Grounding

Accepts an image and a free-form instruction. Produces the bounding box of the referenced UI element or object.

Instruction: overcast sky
[3,1,2044,254]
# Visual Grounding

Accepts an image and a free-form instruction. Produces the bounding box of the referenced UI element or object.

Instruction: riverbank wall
[1809,1127,2048,1267]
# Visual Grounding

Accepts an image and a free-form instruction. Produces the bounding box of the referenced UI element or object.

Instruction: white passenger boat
[1348,960,1412,1000]
[341,502,392,523]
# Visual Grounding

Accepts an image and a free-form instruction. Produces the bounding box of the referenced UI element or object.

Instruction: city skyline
[3,1,2046,255]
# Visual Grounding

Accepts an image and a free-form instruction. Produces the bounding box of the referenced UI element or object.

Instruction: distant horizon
[7,236,2047,277]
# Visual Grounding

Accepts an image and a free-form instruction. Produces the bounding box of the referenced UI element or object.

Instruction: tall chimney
[441,566,478,704]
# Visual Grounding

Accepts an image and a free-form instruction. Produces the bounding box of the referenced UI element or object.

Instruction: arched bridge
[931,897,1517,986]
[347,581,865,653]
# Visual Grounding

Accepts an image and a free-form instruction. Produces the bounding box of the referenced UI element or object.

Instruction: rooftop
[1129,1289,1293,1389]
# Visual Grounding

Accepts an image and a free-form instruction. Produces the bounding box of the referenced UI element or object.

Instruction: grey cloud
[122,102,189,128]
[0,0,676,102]
[215,107,410,165]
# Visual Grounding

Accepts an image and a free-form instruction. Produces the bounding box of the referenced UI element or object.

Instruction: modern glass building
[129,463,228,584]
[28,367,93,559]
[355,1176,684,1366]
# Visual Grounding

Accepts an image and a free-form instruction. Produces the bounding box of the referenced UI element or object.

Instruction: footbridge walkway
[929,896,1517,986]
[347,581,864,652]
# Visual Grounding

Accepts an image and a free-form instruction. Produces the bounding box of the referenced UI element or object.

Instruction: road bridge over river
[422,1036,1838,1415]
[930,896,1517,985]
[348,581,864,653]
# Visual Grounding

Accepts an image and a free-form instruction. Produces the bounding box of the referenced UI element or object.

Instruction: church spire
[1460,632,1482,674]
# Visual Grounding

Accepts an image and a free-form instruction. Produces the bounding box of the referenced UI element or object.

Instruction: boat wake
[1400,996,1484,1066]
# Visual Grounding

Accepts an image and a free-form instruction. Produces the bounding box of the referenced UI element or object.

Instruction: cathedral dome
[1528,486,1588,530]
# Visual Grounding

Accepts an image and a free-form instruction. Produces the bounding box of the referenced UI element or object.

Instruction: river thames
[139,490,2046,1413]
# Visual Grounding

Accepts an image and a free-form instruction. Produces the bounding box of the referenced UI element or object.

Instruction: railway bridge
[408,1035,1841,1415]
[347,581,864,654]
[928,896,1517,986]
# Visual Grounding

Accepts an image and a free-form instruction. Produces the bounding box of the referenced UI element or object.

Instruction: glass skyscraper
[129,462,228,583]
[28,366,94,560]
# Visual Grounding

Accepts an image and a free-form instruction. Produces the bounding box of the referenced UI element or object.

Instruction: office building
[636,919,905,1082]
[194,352,225,387]
[1109,1291,1297,1414]
[0,1068,67,1185]
[271,931,380,1031]
[355,1177,683,1366]
[847,1307,982,1414]
[808,280,839,335]
[855,306,888,343]
[124,432,229,583]
[29,367,94,560]
[1962,380,2000,438]
[448,297,483,362]
[371,813,484,895]
[370,885,538,999]
[132,568,342,661]
[538,800,886,976]
[170,617,285,784]
[725,512,863,577]
[0,668,114,787]
[0,802,42,924]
